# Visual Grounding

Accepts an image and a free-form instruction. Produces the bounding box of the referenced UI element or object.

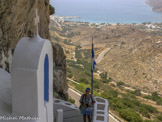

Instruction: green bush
[100,72,107,79]
[115,101,126,109]
[152,92,159,101]
[156,115,162,121]
[139,104,157,113]
[131,99,141,106]
[117,81,125,86]
[93,90,101,97]
[67,73,73,78]
[156,99,162,105]
[121,97,135,108]
[76,83,88,93]
[84,70,91,76]
[143,92,162,105]
[70,98,75,104]
[101,89,119,99]
[119,108,142,122]
[143,120,154,122]
[122,92,136,99]
[101,77,112,83]
[94,79,100,89]
[143,95,152,100]
[79,78,89,84]
[139,108,150,118]
[132,89,141,96]
[109,89,119,97]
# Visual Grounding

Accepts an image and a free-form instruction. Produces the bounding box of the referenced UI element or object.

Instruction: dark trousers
[83,114,91,122]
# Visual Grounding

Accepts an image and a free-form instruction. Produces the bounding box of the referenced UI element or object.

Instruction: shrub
[122,92,136,99]
[143,95,152,100]
[93,90,101,97]
[80,78,89,84]
[139,108,150,118]
[119,108,142,122]
[116,101,126,109]
[143,120,154,122]
[156,115,162,121]
[133,89,141,96]
[84,70,91,76]
[101,77,112,83]
[131,99,141,106]
[109,89,119,97]
[100,72,107,79]
[94,79,100,89]
[70,98,75,104]
[140,104,157,113]
[76,83,88,93]
[152,92,159,101]
[117,81,125,86]
[156,99,162,105]
[143,92,162,105]
[67,73,73,78]
[121,97,135,108]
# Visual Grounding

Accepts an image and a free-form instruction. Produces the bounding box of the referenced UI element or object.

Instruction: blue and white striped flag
[91,39,96,73]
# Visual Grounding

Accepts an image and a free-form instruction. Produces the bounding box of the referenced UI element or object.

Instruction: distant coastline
[53,15,162,25]
[52,0,162,24]
[146,0,162,12]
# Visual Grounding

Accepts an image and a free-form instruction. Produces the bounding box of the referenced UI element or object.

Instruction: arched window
[44,54,49,102]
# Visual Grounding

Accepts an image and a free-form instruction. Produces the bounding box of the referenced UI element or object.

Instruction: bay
[50,0,162,24]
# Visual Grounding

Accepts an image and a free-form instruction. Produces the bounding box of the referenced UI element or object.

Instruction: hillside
[50,18,162,95]
[146,0,162,12]
[50,18,162,121]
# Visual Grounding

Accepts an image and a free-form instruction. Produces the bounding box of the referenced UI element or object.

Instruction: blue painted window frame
[44,54,49,102]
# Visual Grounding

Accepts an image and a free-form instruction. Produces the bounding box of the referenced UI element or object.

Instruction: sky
[49,0,162,23]
[50,0,148,16]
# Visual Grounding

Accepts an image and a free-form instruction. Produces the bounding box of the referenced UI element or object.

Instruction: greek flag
[91,39,96,73]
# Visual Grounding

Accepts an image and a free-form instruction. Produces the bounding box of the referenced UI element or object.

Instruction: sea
[50,0,162,24]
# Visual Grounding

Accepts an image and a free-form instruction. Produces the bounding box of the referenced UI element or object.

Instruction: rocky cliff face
[0,0,50,72]
[53,44,68,100]
[0,0,68,100]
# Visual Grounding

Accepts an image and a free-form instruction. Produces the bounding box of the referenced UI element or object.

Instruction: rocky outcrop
[0,0,68,100]
[50,4,55,15]
[146,0,162,12]
[52,44,68,100]
[0,0,51,72]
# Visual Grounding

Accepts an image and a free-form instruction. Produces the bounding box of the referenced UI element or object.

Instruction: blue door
[44,54,49,102]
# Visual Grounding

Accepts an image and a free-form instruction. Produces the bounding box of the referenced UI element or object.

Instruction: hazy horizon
[50,0,162,23]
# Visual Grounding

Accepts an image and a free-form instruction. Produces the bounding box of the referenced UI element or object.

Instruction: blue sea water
[50,0,162,24]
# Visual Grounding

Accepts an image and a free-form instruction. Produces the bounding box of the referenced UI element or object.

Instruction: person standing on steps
[80,88,95,122]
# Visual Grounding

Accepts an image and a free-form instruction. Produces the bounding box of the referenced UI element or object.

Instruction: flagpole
[91,37,94,95]
[91,70,93,95]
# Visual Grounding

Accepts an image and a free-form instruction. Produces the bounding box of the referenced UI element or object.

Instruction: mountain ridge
[146,0,162,12]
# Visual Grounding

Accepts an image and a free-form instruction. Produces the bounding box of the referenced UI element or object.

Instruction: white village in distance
[0,9,108,122]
